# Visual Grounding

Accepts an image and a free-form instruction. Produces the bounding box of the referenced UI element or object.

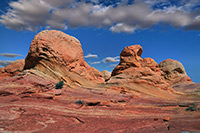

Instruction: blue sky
[0,0,200,83]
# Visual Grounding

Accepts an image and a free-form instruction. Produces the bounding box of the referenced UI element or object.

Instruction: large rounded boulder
[24,30,104,87]
[159,59,192,85]
[24,30,83,69]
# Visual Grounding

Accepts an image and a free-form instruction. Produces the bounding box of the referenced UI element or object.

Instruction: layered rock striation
[0,30,200,133]
[0,30,194,91]
[108,45,192,90]
[0,59,25,79]
[24,30,104,87]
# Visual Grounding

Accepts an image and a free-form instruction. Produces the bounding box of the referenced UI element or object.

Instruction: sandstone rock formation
[159,59,192,85]
[0,31,194,93]
[91,67,103,79]
[0,59,25,79]
[108,45,171,90]
[24,30,104,87]
[101,70,111,81]
[0,30,200,132]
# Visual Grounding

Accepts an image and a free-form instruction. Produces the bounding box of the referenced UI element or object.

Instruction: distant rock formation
[0,31,200,133]
[0,30,194,91]
[101,70,111,81]
[108,45,191,90]
[0,59,25,79]
[24,30,104,87]
[159,59,192,85]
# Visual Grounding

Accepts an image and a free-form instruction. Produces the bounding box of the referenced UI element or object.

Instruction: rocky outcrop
[159,59,192,85]
[0,59,25,79]
[108,45,194,91]
[24,30,104,87]
[91,67,103,79]
[102,70,111,81]
[0,31,194,92]
[108,45,171,90]
[1,30,200,133]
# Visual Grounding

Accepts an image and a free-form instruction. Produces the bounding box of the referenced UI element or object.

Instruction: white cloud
[0,0,51,31]
[110,23,136,33]
[0,0,200,33]
[90,61,101,65]
[148,6,192,27]
[43,0,73,7]
[84,53,98,58]
[108,64,118,68]
[1,53,22,58]
[102,56,120,63]
[0,60,13,67]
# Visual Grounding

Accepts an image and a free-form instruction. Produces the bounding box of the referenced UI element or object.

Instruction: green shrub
[185,106,196,111]
[55,81,64,89]
[75,100,85,105]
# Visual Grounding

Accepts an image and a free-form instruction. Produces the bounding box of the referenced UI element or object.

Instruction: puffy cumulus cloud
[148,6,192,27]
[0,53,22,57]
[0,0,51,31]
[102,56,120,63]
[110,23,136,33]
[0,0,200,33]
[51,3,93,28]
[0,60,13,67]
[84,53,98,58]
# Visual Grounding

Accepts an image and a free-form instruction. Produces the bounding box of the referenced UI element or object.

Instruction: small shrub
[55,81,64,89]
[185,106,196,111]
[75,100,85,105]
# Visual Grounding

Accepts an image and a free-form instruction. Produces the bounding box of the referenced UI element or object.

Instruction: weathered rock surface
[91,67,103,79]
[172,82,200,94]
[108,45,171,90]
[0,77,200,133]
[24,30,104,87]
[159,59,192,85]
[101,70,111,81]
[0,30,200,132]
[0,59,25,79]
